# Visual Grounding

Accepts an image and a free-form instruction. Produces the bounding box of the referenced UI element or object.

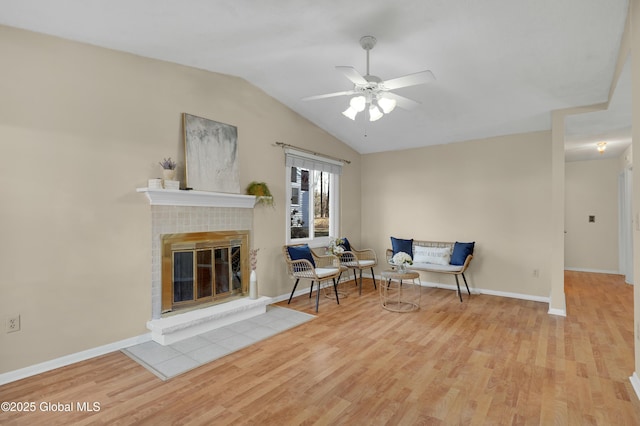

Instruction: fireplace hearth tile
[188,343,232,364]
[242,325,279,340]
[122,306,315,381]
[216,334,257,351]
[125,341,182,365]
[200,327,237,342]
[153,355,200,379]
[169,336,211,354]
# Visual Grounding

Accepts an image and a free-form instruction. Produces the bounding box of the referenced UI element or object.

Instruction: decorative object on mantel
[245,181,274,206]
[249,248,259,299]
[183,113,239,193]
[163,180,180,190]
[159,157,177,181]
[148,178,163,189]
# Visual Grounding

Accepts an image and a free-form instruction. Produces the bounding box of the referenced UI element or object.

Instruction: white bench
[386,240,474,302]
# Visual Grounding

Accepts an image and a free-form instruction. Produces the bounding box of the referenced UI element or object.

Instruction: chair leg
[359,269,364,295]
[332,278,340,305]
[454,275,463,302]
[288,279,300,304]
[315,281,321,313]
[309,281,314,298]
[462,273,471,295]
[370,267,377,289]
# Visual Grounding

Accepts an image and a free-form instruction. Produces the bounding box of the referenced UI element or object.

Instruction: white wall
[565,159,620,273]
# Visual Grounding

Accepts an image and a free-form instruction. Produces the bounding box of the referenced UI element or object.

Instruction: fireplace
[161,230,249,313]
[138,188,271,345]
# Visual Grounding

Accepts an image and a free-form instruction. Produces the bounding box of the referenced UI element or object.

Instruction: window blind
[284,148,342,175]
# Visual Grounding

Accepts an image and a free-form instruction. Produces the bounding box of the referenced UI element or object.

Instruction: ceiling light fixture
[377,96,397,114]
[343,94,397,121]
[369,103,384,121]
[342,95,366,120]
[597,141,607,154]
[302,35,434,123]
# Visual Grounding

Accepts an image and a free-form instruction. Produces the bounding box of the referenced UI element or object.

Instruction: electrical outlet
[6,315,20,333]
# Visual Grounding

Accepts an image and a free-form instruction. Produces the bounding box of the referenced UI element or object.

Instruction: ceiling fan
[302,35,435,121]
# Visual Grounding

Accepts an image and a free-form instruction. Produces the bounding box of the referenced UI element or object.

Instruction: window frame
[286,166,340,248]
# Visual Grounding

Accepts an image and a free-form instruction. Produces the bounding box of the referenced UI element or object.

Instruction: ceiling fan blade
[302,90,356,101]
[383,70,435,90]
[382,92,421,110]
[336,66,368,85]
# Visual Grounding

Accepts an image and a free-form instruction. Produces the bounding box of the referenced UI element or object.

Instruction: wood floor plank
[1,271,640,425]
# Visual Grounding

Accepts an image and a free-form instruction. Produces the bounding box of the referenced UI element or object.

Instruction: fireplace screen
[162,231,249,313]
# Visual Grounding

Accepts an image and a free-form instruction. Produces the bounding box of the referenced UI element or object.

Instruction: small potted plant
[159,157,177,181]
[245,181,273,206]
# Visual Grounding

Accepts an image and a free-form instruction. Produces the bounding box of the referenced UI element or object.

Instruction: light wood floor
[2,271,640,425]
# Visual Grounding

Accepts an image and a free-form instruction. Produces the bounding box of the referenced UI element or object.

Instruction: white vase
[249,270,257,299]
[162,169,176,181]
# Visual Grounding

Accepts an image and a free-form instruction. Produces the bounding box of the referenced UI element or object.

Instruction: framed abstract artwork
[183,113,239,193]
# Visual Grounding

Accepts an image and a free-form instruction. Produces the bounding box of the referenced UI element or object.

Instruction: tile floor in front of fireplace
[122,306,315,380]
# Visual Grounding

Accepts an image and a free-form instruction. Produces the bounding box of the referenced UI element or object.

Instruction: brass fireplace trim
[161,230,250,314]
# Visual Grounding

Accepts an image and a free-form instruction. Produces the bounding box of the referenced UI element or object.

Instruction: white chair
[338,238,378,295]
[283,244,342,312]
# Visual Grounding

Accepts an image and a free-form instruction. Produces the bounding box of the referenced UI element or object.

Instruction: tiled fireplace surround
[138,189,271,345]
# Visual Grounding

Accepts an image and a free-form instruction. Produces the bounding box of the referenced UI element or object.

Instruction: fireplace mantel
[137,188,257,208]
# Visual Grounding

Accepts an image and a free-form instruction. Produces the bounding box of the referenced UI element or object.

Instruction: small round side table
[380,269,421,312]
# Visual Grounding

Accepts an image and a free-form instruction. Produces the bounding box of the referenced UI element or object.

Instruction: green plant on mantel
[246,181,274,206]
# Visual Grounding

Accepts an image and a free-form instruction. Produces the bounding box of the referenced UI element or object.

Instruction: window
[285,149,341,245]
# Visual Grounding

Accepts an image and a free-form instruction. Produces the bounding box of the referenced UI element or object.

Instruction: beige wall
[361,131,553,298]
[564,159,620,273]
[631,0,640,377]
[0,25,361,373]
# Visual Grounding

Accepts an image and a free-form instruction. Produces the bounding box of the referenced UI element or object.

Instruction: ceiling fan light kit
[369,104,384,121]
[377,96,396,113]
[303,35,435,122]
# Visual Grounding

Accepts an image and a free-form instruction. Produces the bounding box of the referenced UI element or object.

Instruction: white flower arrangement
[391,251,413,266]
[327,237,345,255]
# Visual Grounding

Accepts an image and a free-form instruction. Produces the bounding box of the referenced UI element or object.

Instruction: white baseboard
[547,306,567,317]
[362,272,550,303]
[630,372,640,401]
[0,333,151,386]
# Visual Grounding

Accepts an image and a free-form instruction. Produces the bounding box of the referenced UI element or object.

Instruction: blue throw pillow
[340,237,351,252]
[451,242,475,265]
[287,244,316,267]
[391,237,413,258]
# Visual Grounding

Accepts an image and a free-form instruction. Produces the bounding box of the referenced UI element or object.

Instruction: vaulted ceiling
[0,0,630,159]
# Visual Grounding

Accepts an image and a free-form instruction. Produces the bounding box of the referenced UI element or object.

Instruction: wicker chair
[338,240,378,295]
[283,244,342,312]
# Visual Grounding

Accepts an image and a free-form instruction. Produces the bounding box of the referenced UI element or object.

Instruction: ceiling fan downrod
[359,35,376,76]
